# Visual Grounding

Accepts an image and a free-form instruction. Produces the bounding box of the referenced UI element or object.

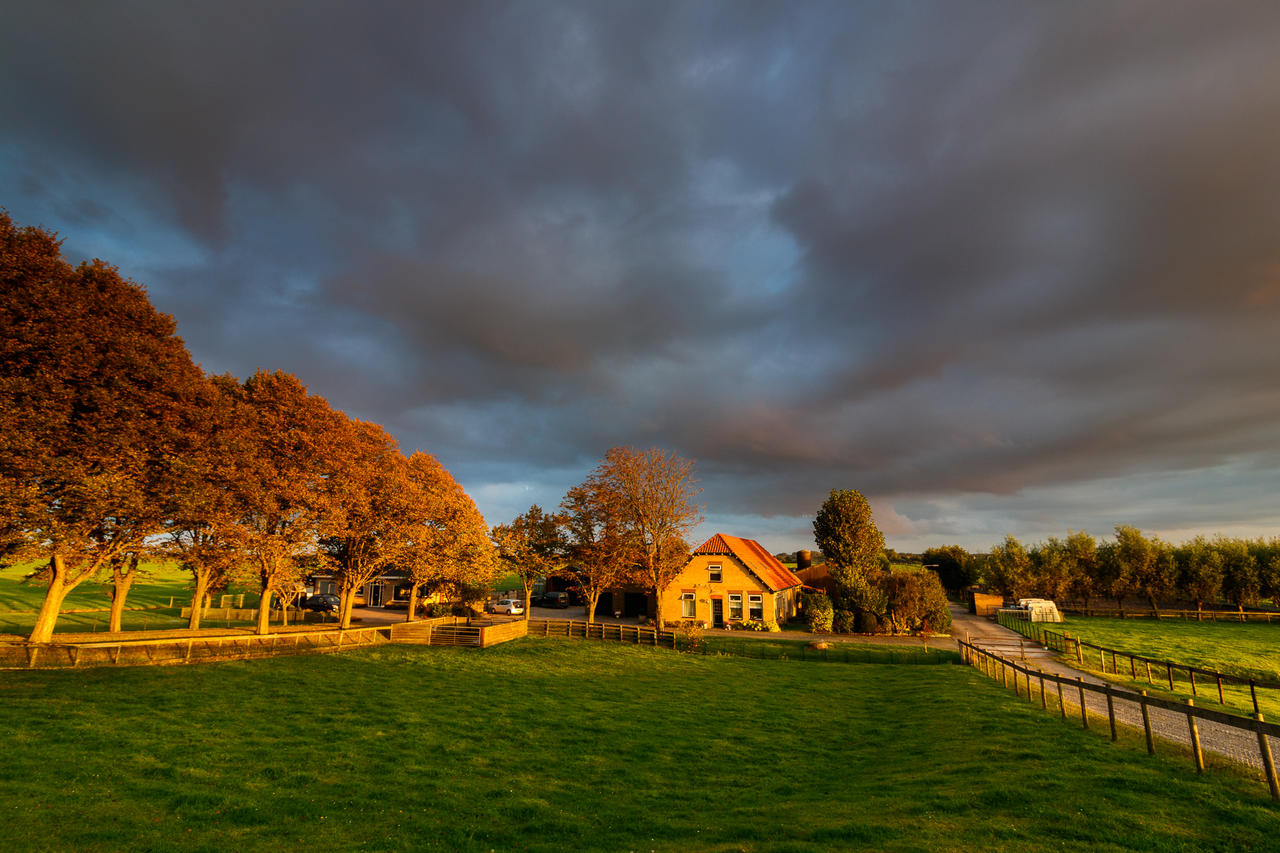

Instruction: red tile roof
[692,534,803,592]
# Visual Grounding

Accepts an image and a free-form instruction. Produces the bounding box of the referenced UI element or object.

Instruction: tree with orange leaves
[0,212,206,642]
[591,447,701,626]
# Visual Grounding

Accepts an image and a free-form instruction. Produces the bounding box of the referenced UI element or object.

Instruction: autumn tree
[560,480,634,624]
[1062,530,1098,607]
[163,374,249,628]
[399,452,496,619]
[493,505,563,617]
[593,447,701,626]
[318,420,411,629]
[0,212,206,642]
[221,370,349,635]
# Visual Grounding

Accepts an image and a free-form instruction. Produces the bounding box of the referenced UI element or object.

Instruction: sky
[4,1,1280,553]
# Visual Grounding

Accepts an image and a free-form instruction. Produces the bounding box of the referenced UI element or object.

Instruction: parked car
[306,593,341,613]
[490,598,524,616]
[539,591,571,609]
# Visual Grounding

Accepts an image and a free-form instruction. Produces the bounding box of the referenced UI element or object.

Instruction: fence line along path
[953,607,1280,789]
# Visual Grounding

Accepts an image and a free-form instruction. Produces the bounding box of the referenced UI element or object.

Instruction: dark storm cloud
[4,1,1280,549]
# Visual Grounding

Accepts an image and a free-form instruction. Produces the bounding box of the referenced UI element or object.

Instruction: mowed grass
[0,561,196,636]
[0,639,1275,852]
[1050,615,1280,719]
[1058,616,1280,681]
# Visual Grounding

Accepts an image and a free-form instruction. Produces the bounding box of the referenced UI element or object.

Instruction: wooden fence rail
[0,625,394,670]
[533,618,677,648]
[1056,606,1280,622]
[958,639,1280,802]
[996,611,1280,714]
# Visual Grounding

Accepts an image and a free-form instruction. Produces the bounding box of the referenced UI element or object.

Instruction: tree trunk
[339,578,358,630]
[1147,595,1159,614]
[29,555,76,644]
[652,583,667,628]
[256,587,273,635]
[108,555,139,633]
[523,578,535,621]
[406,583,421,623]
[188,568,212,630]
[585,588,600,624]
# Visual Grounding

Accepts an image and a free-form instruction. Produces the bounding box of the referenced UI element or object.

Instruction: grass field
[0,638,1274,852]
[1057,616,1280,681]
[1041,615,1280,719]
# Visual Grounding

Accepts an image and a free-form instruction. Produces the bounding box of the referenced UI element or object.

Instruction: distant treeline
[922,527,1280,612]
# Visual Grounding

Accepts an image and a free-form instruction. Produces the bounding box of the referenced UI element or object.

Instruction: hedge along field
[1,639,1275,852]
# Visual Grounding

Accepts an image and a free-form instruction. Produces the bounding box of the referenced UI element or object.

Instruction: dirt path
[949,605,1277,771]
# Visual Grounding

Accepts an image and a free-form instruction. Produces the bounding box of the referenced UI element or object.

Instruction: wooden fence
[1057,606,1280,622]
[533,618,676,648]
[389,616,528,648]
[0,624,394,670]
[959,639,1280,802]
[996,611,1280,715]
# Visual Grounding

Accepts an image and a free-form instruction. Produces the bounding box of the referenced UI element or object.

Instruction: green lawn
[0,639,1274,852]
[1056,616,1280,681]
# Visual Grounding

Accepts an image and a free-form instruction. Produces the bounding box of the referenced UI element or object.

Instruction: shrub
[736,618,781,632]
[881,571,952,634]
[674,620,705,652]
[832,609,857,633]
[802,592,834,633]
[425,602,451,618]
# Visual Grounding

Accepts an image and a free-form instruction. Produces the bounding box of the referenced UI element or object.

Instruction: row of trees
[493,447,702,626]
[925,526,1280,612]
[0,212,493,642]
[811,490,950,634]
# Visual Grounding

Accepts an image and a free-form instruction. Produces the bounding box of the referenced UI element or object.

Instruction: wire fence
[996,611,1280,715]
[960,638,1280,801]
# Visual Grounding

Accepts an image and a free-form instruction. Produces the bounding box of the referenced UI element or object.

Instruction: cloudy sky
[4,1,1280,552]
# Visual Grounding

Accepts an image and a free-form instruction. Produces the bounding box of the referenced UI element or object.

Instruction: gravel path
[949,605,1278,772]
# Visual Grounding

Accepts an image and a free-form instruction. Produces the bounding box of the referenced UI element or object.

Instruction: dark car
[305,593,341,613]
[539,591,571,609]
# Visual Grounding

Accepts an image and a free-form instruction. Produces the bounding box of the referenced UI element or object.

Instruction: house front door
[711,598,724,628]
[368,584,382,607]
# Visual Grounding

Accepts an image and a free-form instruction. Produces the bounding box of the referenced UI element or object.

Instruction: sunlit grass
[0,638,1274,851]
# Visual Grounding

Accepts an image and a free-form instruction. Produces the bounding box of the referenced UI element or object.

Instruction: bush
[425,602,451,617]
[832,609,857,633]
[674,620,705,652]
[802,592,834,633]
[881,571,952,634]
[735,618,780,632]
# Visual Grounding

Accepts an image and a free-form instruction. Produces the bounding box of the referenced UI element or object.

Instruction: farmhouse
[662,534,803,628]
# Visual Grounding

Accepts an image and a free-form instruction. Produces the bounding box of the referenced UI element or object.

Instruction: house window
[708,564,722,583]
[728,593,743,620]
[681,592,696,619]
[748,593,764,620]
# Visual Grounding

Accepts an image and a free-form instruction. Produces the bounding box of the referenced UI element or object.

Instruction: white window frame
[728,593,743,620]
[681,592,696,619]
[748,593,764,621]
[708,564,722,583]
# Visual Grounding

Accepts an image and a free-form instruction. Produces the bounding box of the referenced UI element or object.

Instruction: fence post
[1145,661,1152,684]
[1129,655,1136,678]
[1057,677,1066,719]
[1105,683,1117,741]
[1252,680,1261,716]
[1002,660,1008,689]
[1076,639,1083,665]
[1140,690,1155,755]
[1167,663,1175,692]
[1039,669,1047,710]
[1077,678,1089,729]
[1256,714,1280,802]
[1189,668,1197,698]
[1186,699,1204,774]
[1216,674,1224,705]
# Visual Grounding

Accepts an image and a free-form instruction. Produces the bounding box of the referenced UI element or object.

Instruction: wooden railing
[1056,606,1280,622]
[996,611,1280,714]
[0,624,394,670]
[959,639,1280,802]
[533,618,676,648]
